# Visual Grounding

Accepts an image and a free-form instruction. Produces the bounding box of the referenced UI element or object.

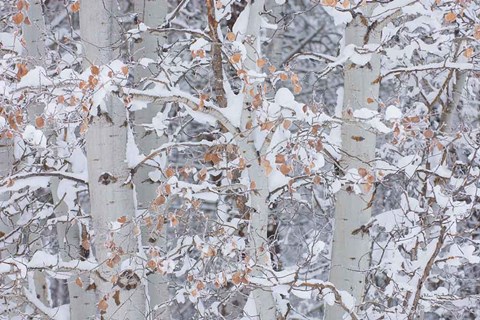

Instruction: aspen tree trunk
[22,0,50,307]
[23,1,83,310]
[239,1,277,319]
[266,0,285,67]
[441,42,468,132]
[0,135,14,316]
[325,6,381,320]
[80,1,146,319]
[22,0,46,66]
[132,1,170,318]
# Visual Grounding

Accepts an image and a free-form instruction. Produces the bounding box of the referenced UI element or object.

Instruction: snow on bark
[132,0,170,318]
[236,1,278,319]
[21,0,53,309]
[80,1,146,318]
[325,4,382,320]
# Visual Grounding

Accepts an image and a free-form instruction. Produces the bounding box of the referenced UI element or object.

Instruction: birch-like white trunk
[441,42,468,132]
[132,1,170,318]
[22,0,51,307]
[239,1,277,319]
[24,1,86,311]
[22,0,46,66]
[325,6,381,320]
[80,1,146,318]
[0,135,14,316]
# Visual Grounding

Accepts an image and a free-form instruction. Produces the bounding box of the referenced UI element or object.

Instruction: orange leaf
[165,167,175,178]
[35,116,45,128]
[70,1,80,13]
[293,85,302,94]
[367,97,375,104]
[226,32,236,41]
[444,12,456,23]
[315,140,323,152]
[464,47,474,58]
[230,52,242,64]
[351,135,365,142]
[98,299,108,312]
[121,66,129,75]
[474,25,480,40]
[256,58,266,68]
[283,119,292,129]
[232,271,242,285]
[423,129,434,139]
[81,238,90,251]
[90,65,100,75]
[164,184,172,195]
[153,195,166,206]
[16,0,24,10]
[279,164,292,175]
[113,290,120,306]
[197,167,208,181]
[12,12,24,25]
[16,63,28,79]
[147,259,157,269]
[117,216,127,224]
[323,0,337,6]
[75,277,83,288]
[268,65,276,73]
[279,73,288,81]
[358,167,368,178]
[275,154,285,164]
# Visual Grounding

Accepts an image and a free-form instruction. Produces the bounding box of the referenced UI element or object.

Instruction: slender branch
[206,0,227,108]
[123,88,239,135]
[408,225,447,320]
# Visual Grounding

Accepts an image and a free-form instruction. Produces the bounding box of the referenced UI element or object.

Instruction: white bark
[325,6,381,320]
[0,136,14,316]
[132,1,170,319]
[22,0,51,308]
[442,42,469,132]
[239,1,277,319]
[80,1,146,318]
[22,0,46,66]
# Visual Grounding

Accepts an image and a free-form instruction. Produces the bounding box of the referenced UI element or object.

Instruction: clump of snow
[353,108,377,119]
[18,67,53,88]
[368,118,391,133]
[385,105,402,121]
[275,88,295,107]
[190,38,209,52]
[23,125,46,148]
[138,22,148,32]
[0,32,22,53]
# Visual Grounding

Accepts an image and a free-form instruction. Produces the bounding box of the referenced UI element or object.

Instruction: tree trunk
[22,0,46,66]
[325,6,381,320]
[441,41,468,132]
[239,1,277,319]
[80,1,146,318]
[132,1,170,318]
[22,0,51,308]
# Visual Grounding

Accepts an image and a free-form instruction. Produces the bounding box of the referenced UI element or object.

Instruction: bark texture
[239,1,278,319]
[80,1,146,318]
[132,0,170,318]
[325,6,381,320]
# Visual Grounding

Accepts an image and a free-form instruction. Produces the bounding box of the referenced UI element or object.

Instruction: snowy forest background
[0,0,480,319]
